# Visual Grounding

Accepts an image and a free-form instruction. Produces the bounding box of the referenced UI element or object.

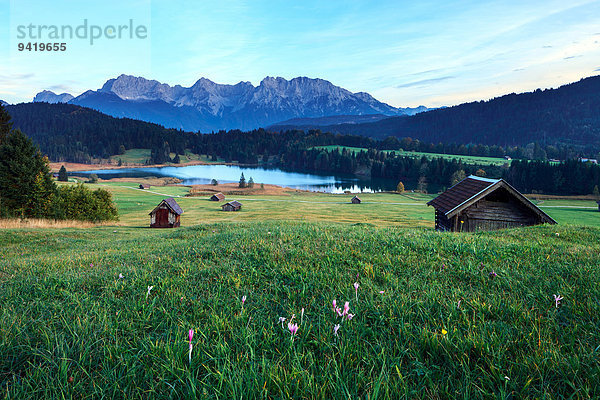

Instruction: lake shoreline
[61,163,398,193]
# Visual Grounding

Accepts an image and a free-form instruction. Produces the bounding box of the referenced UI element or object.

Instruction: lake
[79,164,398,193]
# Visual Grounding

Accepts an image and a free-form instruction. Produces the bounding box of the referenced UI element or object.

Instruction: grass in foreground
[1,222,599,398]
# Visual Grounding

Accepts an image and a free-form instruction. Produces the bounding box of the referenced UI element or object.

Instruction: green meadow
[85,181,600,228]
[109,149,225,165]
[1,181,600,398]
[313,145,512,166]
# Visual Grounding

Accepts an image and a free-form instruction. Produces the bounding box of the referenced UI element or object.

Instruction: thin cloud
[0,73,35,82]
[395,76,455,88]
[408,68,447,77]
[47,84,74,93]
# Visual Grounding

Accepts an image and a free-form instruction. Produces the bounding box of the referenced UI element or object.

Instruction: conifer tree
[0,128,56,217]
[58,165,68,182]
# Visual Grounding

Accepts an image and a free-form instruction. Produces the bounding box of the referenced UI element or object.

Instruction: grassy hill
[1,184,600,398]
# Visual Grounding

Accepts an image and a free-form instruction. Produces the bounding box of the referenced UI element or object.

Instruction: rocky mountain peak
[33,90,74,104]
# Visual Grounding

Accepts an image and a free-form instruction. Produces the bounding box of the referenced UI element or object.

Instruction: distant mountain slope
[33,75,412,132]
[285,76,600,148]
[269,114,392,129]
[0,100,7,106]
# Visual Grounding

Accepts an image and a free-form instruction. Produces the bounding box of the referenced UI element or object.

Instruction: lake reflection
[79,164,397,193]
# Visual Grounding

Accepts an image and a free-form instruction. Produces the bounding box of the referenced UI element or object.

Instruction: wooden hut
[139,184,150,189]
[351,196,361,204]
[149,198,183,228]
[221,201,242,212]
[427,176,556,232]
[210,192,225,201]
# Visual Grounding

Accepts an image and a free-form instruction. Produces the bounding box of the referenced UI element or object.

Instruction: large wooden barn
[427,176,556,232]
[149,198,183,228]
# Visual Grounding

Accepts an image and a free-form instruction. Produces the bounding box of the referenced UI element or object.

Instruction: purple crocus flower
[333,324,340,337]
[288,322,299,337]
[343,302,350,316]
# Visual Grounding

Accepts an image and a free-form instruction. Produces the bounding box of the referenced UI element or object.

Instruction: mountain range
[32,75,428,132]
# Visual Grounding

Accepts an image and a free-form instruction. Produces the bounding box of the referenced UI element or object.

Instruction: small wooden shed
[221,200,242,212]
[210,192,225,201]
[427,176,556,232]
[139,184,150,189]
[149,198,183,228]
[351,196,361,204]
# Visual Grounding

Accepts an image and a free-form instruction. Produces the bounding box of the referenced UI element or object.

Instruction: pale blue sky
[1,0,599,107]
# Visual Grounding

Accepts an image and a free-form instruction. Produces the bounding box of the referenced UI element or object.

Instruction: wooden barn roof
[222,200,242,208]
[149,197,184,215]
[211,192,225,199]
[427,176,556,224]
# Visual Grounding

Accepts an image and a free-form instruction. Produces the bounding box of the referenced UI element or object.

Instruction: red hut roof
[149,198,184,216]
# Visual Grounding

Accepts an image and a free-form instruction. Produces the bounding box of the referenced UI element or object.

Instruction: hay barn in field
[427,176,556,232]
[149,198,183,228]
[139,184,150,189]
[221,201,242,212]
[351,196,361,204]
[210,193,225,201]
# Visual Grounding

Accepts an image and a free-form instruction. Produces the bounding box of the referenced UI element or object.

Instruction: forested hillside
[6,103,191,163]
[274,76,600,149]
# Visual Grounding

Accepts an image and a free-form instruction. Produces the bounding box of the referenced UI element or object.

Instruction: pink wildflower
[188,329,194,364]
[553,294,563,308]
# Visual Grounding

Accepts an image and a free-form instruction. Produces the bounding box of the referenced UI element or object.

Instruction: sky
[1,0,599,107]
